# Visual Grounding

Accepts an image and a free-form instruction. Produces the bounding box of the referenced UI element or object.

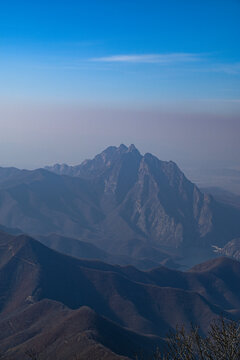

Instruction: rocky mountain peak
[127,144,141,155]
[118,144,128,152]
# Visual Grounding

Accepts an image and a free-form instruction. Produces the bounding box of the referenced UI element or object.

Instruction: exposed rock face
[44,145,219,253]
[116,152,213,248]
[214,238,240,261]
[45,144,218,251]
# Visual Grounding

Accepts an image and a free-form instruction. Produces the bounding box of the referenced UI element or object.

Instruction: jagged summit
[44,144,181,179]
[127,143,141,154]
[45,144,169,179]
[118,143,128,152]
[44,144,143,178]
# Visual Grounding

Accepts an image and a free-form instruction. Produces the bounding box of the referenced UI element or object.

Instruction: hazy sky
[0,0,239,169]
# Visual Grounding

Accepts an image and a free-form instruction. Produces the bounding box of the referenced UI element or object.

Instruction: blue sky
[1,0,240,104]
[0,0,240,173]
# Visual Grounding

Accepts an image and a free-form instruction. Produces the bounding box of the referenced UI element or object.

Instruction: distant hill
[201,186,240,209]
[37,233,179,270]
[0,144,239,267]
[1,232,240,358]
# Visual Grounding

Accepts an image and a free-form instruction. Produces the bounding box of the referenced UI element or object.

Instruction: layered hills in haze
[0,144,240,268]
[1,231,240,359]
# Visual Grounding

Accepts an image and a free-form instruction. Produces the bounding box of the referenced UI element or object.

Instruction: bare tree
[25,349,40,360]
[156,317,240,360]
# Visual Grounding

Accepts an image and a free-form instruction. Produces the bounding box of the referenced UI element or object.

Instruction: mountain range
[1,145,240,358]
[1,231,240,359]
[0,144,239,268]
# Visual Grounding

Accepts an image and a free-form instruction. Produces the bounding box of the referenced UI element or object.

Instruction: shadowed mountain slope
[36,233,181,270]
[1,232,240,357]
[0,300,160,360]
[0,233,239,329]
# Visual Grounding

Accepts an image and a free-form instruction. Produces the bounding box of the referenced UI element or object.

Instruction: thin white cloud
[211,62,240,75]
[90,53,202,64]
